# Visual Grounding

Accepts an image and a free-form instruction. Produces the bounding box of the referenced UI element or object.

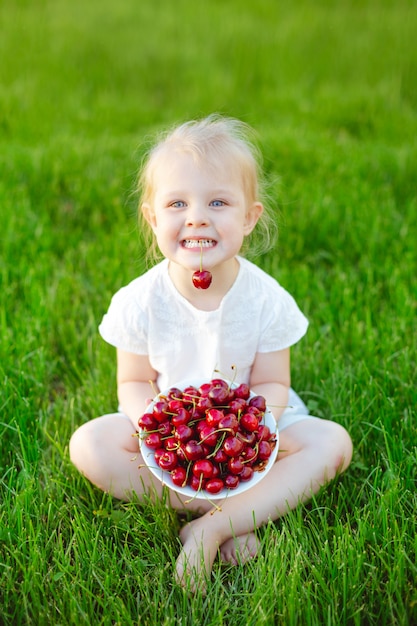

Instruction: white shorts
[118,388,315,433]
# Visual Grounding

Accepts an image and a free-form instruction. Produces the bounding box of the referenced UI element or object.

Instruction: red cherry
[190,475,206,491]
[233,383,251,400]
[224,474,239,489]
[240,412,259,432]
[228,398,247,414]
[241,446,257,463]
[192,270,212,289]
[249,395,267,412]
[170,466,187,487]
[168,399,183,412]
[174,424,194,443]
[223,435,244,457]
[138,413,158,431]
[237,430,256,446]
[154,448,165,464]
[213,448,228,464]
[171,407,191,426]
[240,466,254,481]
[218,414,239,434]
[209,385,230,405]
[184,440,205,461]
[157,450,178,471]
[166,387,183,401]
[258,440,272,460]
[206,408,224,427]
[205,478,224,494]
[198,423,219,447]
[165,437,178,451]
[192,459,215,479]
[144,432,163,449]
[158,421,172,437]
[152,400,170,422]
[257,425,271,442]
[227,456,245,475]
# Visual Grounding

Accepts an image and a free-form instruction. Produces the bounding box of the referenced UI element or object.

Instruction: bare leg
[70,415,352,593]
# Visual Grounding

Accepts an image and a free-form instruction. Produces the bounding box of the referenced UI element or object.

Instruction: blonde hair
[137,115,277,262]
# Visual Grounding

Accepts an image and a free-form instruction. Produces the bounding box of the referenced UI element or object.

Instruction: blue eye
[210,200,225,207]
[170,200,186,208]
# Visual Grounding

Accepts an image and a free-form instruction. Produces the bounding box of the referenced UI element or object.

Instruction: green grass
[1,0,416,624]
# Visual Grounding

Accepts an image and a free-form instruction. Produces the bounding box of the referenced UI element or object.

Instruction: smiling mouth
[182,239,217,249]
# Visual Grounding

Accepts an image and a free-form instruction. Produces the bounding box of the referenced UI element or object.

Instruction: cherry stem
[199,241,203,271]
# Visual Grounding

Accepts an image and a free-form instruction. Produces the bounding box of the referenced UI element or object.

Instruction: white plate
[139,379,279,501]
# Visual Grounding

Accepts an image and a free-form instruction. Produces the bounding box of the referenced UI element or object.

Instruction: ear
[141,202,157,229]
[243,202,263,235]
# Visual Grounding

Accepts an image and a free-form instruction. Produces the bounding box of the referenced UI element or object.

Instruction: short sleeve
[98,284,148,354]
[257,287,309,353]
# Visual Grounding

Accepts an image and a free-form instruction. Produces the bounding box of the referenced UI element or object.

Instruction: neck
[168,258,239,311]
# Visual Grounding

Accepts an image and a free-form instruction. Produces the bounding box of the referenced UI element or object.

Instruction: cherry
[218,413,239,434]
[240,465,254,481]
[242,446,257,463]
[257,424,271,442]
[196,396,213,412]
[166,387,183,401]
[227,456,245,475]
[138,413,158,430]
[152,400,170,422]
[213,448,228,464]
[192,241,212,289]
[234,383,251,400]
[184,439,205,461]
[171,407,191,426]
[192,459,214,479]
[198,423,219,447]
[158,450,178,471]
[144,432,163,449]
[240,412,259,433]
[192,270,212,290]
[158,421,172,437]
[229,398,247,414]
[205,408,224,427]
[174,424,194,443]
[205,478,224,494]
[249,395,267,412]
[170,466,187,487]
[258,440,272,461]
[190,475,206,491]
[224,474,239,489]
[223,435,244,457]
[208,385,229,404]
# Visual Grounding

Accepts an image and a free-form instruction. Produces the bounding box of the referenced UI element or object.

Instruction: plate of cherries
[137,378,278,500]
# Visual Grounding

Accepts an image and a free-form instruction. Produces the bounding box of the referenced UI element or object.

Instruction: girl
[69,115,353,592]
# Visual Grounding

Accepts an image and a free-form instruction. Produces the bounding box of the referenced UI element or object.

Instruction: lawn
[1,0,416,624]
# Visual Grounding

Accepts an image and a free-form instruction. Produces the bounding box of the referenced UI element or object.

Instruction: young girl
[69,115,353,592]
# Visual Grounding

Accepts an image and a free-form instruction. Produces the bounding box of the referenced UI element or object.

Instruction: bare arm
[249,348,291,423]
[116,349,159,429]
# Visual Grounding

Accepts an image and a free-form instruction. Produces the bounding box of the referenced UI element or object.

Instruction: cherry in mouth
[192,270,212,289]
[192,241,212,289]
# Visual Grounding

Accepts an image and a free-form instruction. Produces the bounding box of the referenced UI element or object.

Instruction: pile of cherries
[138,378,276,495]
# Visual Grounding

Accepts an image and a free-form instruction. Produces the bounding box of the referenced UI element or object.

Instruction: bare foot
[175,519,221,594]
[219,532,260,566]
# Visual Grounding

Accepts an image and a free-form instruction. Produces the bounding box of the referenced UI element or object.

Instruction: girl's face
[142,151,262,279]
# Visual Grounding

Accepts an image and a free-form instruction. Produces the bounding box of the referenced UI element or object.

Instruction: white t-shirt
[99,257,308,391]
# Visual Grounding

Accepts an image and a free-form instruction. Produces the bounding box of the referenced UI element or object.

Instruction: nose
[185,204,209,227]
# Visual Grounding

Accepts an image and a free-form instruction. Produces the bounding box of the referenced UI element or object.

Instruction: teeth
[183,239,215,248]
